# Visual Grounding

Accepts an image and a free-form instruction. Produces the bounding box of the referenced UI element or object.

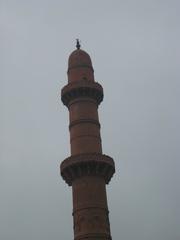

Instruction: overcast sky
[1,1,180,240]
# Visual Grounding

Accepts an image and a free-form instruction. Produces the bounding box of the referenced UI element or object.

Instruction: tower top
[76,39,81,50]
[68,48,93,73]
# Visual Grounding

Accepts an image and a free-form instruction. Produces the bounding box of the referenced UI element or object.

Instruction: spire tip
[76,39,81,49]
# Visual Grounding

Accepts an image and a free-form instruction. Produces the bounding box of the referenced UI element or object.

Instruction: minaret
[61,40,115,240]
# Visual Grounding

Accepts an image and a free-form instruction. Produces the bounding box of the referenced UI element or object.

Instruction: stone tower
[61,41,115,240]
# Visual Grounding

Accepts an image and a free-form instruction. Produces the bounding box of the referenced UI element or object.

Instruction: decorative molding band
[60,153,115,186]
[67,64,94,73]
[69,118,100,130]
[74,233,112,240]
[73,206,109,215]
[61,80,103,107]
[70,134,101,144]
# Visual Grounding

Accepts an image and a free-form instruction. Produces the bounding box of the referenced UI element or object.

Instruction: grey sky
[1,0,180,239]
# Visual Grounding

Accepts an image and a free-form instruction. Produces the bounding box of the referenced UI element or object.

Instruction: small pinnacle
[76,39,81,49]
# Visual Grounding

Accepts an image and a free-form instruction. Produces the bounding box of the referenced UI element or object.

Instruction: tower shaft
[61,47,115,240]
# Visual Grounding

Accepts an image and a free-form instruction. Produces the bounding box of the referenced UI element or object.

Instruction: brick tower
[61,40,115,240]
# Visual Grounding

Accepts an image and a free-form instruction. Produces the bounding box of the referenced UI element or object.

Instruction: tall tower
[61,41,115,240]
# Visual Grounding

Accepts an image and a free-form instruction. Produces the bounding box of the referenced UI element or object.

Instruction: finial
[76,39,81,49]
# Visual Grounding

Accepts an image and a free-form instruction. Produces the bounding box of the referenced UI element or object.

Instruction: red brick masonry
[61,48,115,240]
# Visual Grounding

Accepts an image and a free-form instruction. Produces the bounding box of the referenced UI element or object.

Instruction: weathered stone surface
[61,47,115,240]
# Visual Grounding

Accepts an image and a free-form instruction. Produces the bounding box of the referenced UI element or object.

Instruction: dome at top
[68,49,93,70]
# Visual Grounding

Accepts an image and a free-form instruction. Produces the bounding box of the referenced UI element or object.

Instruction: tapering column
[61,41,115,240]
